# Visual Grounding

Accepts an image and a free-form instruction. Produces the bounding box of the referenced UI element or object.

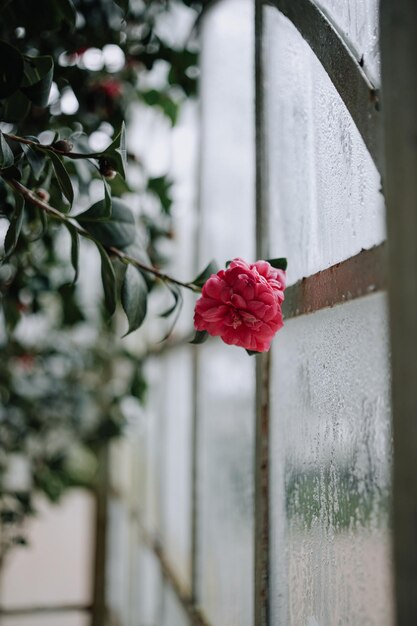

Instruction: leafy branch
[6,178,200,293]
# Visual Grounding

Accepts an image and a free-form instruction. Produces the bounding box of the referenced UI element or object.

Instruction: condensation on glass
[314,0,380,84]
[270,294,393,625]
[263,7,385,285]
[196,0,255,624]
[160,347,194,592]
[0,490,94,609]
[106,498,131,625]
[161,585,190,626]
[135,546,164,626]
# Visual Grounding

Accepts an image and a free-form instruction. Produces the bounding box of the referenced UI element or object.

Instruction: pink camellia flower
[194,258,286,352]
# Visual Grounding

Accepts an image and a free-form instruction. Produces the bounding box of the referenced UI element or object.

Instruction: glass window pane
[270,293,393,625]
[1,612,90,626]
[197,343,255,626]
[314,0,380,84]
[199,0,255,264]
[106,498,130,625]
[0,490,94,609]
[264,8,385,285]
[160,347,193,591]
[135,546,163,626]
[197,0,255,623]
[161,585,190,626]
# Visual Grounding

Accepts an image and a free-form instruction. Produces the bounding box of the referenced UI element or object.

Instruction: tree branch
[5,179,201,294]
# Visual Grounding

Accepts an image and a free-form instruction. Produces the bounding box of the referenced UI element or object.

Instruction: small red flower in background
[194,258,286,353]
[87,79,123,115]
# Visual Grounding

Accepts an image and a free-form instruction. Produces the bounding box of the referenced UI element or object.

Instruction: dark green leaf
[192,260,218,288]
[148,175,173,215]
[77,198,135,249]
[190,330,208,345]
[21,143,46,179]
[113,0,129,14]
[266,257,288,271]
[101,122,127,180]
[0,41,24,99]
[103,177,112,219]
[3,194,24,260]
[58,284,85,325]
[142,90,178,125]
[47,151,74,207]
[0,90,31,122]
[63,221,80,284]
[246,349,261,356]
[21,55,54,107]
[121,265,148,336]
[160,282,181,318]
[159,283,183,342]
[57,0,77,29]
[95,241,116,316]
[0,132,14,169]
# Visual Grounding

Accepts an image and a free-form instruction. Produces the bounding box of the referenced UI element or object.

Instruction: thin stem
[4,133,102,160]
[6,179,201,294]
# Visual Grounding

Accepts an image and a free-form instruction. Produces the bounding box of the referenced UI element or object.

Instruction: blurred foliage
[0,0,203,561]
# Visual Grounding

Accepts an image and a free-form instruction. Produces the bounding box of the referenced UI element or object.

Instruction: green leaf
[63,221,80,284]
[0,90,31,122]
[148,176,173,215]
[47,151,74,207]
[159,282,183,341]
[266,257,288,271]
[192,260,218,288]
[246,349,261,356]
[21,143,46,179]
[103,178,112,219]
[95,241,116,316]
[101,122,127,180]
[3,194,24,260]
[160,282,181,318]
[57,0,77,29]
[76,198,135,249]
[0,41,24,99]
[113,0,129,13]
[142,90,178,125]
[190,330,208,345]
[121,265,148,336]
[58,284,85,325]
[0,132,14,169]
[21,55,54,107]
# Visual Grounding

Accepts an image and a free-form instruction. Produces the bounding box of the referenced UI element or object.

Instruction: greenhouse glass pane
[270,293,394,625]
[160,347,193,591]
[197,342,255,626]
[264,8,385,285]
[314,0,380,84]
[161,585,190,626]
[1,613,90,626]
[197,0,255,623]
[135,546,163,626]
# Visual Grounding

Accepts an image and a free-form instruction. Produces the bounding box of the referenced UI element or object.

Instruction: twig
[4,133,102,160]
[5,179,201,294]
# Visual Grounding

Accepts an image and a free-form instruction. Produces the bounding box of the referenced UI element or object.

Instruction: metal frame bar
[138,521,213,626]
[282,244,387,319]
[380,1,417,624]
[0,605,92,616]
[255,2,271,625]
[264,0,383,174]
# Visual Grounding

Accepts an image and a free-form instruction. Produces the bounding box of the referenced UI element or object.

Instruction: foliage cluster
[0,0,204,560]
